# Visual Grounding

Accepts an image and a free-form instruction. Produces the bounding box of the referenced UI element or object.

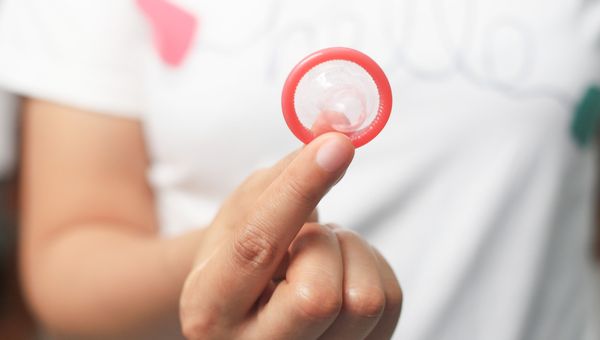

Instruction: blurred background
[0,92,35,339]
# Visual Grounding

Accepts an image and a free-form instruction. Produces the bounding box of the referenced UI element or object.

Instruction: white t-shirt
[0,1,599,339]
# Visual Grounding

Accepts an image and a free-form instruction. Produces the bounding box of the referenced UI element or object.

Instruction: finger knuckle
[333,228,360,240]
[344,287,387,319]
[293,283,343,321]
[300,222,328,235]
[289,223,332,254]
[231,222,278,272]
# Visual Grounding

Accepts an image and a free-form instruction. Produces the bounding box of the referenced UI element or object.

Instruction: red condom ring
[282,47,393,148]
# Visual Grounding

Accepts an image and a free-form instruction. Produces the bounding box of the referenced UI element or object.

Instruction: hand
[179,133,402,339]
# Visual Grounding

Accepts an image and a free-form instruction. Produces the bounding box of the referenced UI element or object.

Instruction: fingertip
[313,133,355,173]
[316,132,356,151]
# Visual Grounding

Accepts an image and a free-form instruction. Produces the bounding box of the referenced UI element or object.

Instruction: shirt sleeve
[0,0,148,117]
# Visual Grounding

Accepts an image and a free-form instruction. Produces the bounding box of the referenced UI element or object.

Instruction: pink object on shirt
[137,0,197,66]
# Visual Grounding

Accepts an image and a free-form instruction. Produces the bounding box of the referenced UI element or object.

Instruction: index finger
[203,133,354,320]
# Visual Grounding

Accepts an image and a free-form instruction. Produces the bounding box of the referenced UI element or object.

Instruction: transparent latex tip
[294,59,380,136]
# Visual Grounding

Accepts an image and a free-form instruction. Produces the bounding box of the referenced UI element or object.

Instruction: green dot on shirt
[572,85,600,147]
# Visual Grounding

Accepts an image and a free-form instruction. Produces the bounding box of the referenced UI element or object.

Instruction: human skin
[19,98,402,339]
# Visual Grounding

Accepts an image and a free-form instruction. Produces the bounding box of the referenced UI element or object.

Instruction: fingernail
[316,137,350,172]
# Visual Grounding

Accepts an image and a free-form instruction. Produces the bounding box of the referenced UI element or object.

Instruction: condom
[282,47,392,148]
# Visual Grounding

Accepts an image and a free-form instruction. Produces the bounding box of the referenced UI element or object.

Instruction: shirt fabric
[0,1,599,339]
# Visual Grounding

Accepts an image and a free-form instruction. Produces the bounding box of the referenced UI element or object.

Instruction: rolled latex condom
[282,47,392,148]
